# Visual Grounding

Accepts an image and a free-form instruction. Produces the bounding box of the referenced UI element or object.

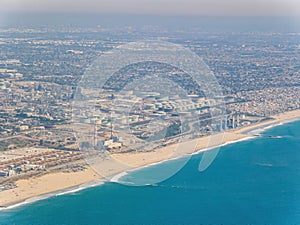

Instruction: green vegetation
[0,142,9,151]
[0,138,33,151]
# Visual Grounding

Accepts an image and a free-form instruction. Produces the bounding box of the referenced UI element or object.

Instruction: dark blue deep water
[0,120,299,225]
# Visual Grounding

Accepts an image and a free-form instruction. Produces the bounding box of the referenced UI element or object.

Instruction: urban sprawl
[0,26,299,189]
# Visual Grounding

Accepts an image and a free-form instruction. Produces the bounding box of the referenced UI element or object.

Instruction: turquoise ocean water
[0,120,299,225]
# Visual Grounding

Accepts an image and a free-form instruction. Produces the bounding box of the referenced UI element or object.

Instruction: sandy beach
[112,109,300,168]
[1,109,300,208]
[0,167,101,207]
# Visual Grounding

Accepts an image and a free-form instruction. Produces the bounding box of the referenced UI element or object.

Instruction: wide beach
[1,109,300,209]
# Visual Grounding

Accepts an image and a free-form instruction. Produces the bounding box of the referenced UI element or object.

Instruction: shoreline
[0,167,102,210]
[1,109,300,210]
[1,179,106,211]
[243,117,300,135]
[110,136,255,184]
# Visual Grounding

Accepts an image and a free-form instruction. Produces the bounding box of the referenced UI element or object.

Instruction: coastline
[1,178,106,211]
[0,167,102,209]
[1,109,300,210]
[111,109,300,172]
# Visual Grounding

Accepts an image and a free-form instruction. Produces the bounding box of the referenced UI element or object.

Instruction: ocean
[0,120,299,225]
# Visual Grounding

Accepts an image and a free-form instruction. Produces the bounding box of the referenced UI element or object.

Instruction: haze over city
[1,0,300,16]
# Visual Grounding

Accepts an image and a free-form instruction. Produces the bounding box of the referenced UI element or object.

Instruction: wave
[248,124,277,136]
[192,136,256,156]
[55,180,105,196]
[110,172,128,183]
[109,155,191,185]
[110,136,257,184]
[255,162,287,168]
[3,118,299,211]
[247,118,300,136]
[0,179,105,211]
[0,193,54,211]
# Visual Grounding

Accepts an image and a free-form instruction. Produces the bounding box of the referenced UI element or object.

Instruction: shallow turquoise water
[0,120,299,225]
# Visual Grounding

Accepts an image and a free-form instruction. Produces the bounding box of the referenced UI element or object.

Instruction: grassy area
[0,138,33,151]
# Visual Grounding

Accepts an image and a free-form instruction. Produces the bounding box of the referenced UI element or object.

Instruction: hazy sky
[1,0,300,16]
